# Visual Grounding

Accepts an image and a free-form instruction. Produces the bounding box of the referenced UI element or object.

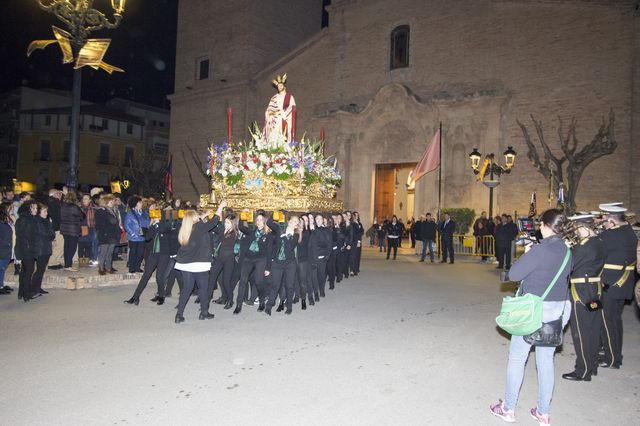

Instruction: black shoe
[0,288,10,295]
[175,314,185,323]
[309,298,315,306]
[48,264,63,270]
[233,305,241,315]
[440,260,447,263]
[150,296,160,302]
[257,301,266,312]
[314,294,320,302]
[496,266,503,269]
[194,297,200,304]
[124,297,139,306]
[214,297,225,305]
[293,296,299,304]
[156,297,165,306]
[562,371,591,382]
[301,299,307,310]
[224,301,233,310]
[449,261,454,264]
[244,300,254,306]
[2,285,13,291]
[38,289,49,294]
[285,308,292,315]
[276,301,285,312]
[419,259,424,262]
[320,292,326,298]
[329,284,335,290]
[265,306,272,316]
[199,312,215,320]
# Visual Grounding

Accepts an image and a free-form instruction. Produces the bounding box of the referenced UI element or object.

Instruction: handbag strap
[540,248,571,301]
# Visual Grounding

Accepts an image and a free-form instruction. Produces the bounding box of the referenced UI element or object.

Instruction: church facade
[169,0,639,222]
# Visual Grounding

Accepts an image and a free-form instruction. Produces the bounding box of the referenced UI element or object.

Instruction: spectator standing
[0,203,14,294]
[495,214,519,270]
[78,194,97,267]
[32,204,54,295]
[47,189,63,269]
[15,201,39,301]
[439,213,456,264]
[412,216,423,256]
[377,219,388,253]
[473,211,490,263]
[124,196,149,273]
[385,215,403,260]
[420,213,437,262]
[60,191,83,272]
[95,195,121,275]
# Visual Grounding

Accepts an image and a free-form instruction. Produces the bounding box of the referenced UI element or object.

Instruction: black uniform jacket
[599,224,638,300]
[570,236,606,304]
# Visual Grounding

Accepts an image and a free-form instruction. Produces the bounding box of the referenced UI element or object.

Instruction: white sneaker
[89,261,98,266]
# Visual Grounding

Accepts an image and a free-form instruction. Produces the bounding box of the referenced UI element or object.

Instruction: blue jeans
[504,300,571,415]
[0,258,9,287]
[420,239,435,261]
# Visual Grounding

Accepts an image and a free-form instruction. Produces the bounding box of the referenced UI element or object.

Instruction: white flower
[221,170,228,177]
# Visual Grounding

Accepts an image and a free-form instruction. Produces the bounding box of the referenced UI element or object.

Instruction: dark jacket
[352,221,364,242]
[14,215,38,260]
[48,196,61,231]
[269,219,298,265]
[0,222,13,260]
[309,226,332,262]
[176,215,220,264]
[411,220,423,240]
[146,220,173,256]
[297,229,310,262]
[239,221,279,270]
[473,218,489,237]
[385,221,403,238]
[60,202,83,237]
[422,220,437,240]
[95,207,121,245]
[509,235,572,302]
[599,224,638,300]
[34,216,55,257]
[495,222,519,246]
[570,236,606,304]
[439,219,456,239]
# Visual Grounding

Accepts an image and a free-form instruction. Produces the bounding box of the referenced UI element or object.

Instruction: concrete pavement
[1,248,638,425]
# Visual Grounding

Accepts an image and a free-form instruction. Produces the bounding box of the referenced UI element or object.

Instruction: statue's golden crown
[271,73,287,87]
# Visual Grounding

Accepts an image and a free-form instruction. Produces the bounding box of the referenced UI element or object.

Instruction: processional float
[200,74,343,215]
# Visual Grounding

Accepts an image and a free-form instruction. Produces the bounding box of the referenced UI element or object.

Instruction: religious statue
[264,73,296,144]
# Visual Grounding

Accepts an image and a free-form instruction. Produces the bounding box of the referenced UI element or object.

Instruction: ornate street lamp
[30,0,126,189]
[468,146,517,219]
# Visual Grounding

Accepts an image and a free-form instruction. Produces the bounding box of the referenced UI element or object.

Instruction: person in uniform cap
[596,203,638,369]
[562,214,606,382]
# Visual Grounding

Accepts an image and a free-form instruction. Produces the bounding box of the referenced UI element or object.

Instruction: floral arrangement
[206,126,341,188]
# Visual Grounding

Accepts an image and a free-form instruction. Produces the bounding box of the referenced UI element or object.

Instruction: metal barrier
[435,234,495,257]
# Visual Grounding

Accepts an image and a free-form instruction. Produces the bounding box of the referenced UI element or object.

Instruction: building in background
[169,0,639,220]
[0,87,169,193]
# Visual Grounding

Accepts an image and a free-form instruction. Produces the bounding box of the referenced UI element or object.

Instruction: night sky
[0,0,178,108]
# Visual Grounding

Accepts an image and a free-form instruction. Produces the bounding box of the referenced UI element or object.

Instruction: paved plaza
[2,249,639,425]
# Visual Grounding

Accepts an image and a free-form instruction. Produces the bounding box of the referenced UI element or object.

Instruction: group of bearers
[490,202,638,426]
[124,200,365,323]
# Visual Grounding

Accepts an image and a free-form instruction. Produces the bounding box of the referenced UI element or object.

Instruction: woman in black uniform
[234,211,277,314]
[386,215,402,260]
[342,212,354,279]
[351,211,364,275]
[209,213,240,310]
[296,215,312,309]
[265,214,300,315]
[174,201,225,323]
[326,216,338,290]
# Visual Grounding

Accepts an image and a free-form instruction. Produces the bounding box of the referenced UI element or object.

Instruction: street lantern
[111,0,127,15]
[503,146,517,170]
[469,148,482,171]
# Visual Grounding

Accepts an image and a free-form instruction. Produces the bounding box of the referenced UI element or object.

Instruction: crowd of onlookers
[366,211,527,269]
[0,187,195,301]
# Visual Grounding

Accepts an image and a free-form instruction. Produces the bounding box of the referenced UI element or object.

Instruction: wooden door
[374,164,395,221]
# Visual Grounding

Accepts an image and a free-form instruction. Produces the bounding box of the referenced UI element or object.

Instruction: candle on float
[291,105,297,142]
[227,106,232,143]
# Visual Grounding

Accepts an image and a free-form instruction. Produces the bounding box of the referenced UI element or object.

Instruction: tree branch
[181,149,203,197]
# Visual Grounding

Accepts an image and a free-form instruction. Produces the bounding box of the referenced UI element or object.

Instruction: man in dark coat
[439,213,456,264]
[495,214,518,270]
[47,189,64,270]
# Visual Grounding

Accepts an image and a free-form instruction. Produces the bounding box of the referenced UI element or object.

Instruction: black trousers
[132,253,170,299]
[267,262,296,311]
[311,258,328,298]
[296,260,311,301]
[496,244,511,269]
[355,243,362,273]
[176,270,210,316]
[32,255,50,292]
[238,257,267,305]
[569,300,602,378]
[349,243,359,274]
[164,258,184,295]
[18,258,36,298]
[387,237,398,259]
[208,256,235,303]
[63,235,79,268]
[441,237,454,262]
[338,249,349,278]
[327,249,338,286]
[128,241,145,273]
[600,293,625,367]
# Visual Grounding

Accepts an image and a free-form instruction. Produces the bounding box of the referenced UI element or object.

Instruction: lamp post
[35,0,126,189]
[468,146,517,219]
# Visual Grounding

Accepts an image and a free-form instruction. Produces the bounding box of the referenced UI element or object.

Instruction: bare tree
[516,110,616,214]
[119,149,165,197]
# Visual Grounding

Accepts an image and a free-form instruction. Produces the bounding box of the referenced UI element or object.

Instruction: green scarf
[249,229,265,253]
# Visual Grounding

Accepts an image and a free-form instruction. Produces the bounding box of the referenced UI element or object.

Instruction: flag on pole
[528,192,537,218]
[163,155,173,194]
[408,129,441,186]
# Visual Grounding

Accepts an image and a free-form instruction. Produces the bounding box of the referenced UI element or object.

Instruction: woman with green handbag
[490,209,573,426]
